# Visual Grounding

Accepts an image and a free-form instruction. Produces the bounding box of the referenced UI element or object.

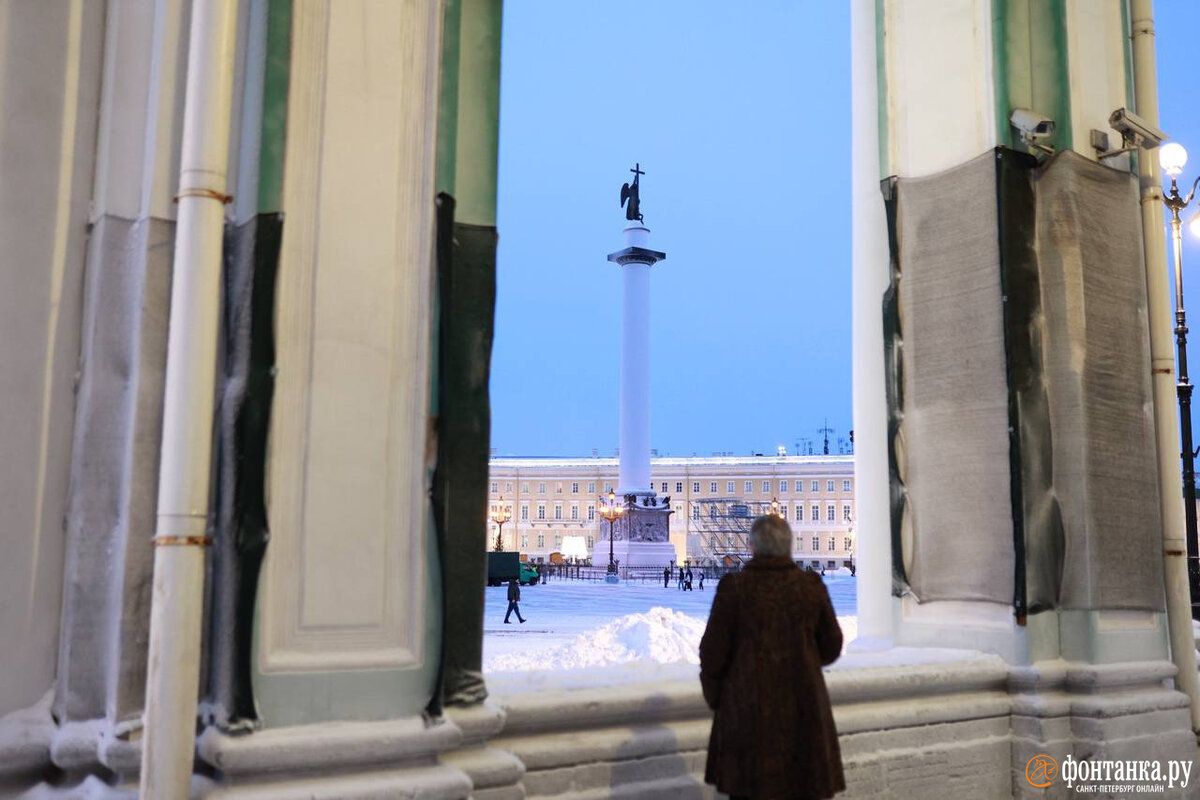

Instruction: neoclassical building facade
[487,455,856,568]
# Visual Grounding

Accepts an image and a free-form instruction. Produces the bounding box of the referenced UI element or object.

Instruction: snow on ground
[483,575,858,680]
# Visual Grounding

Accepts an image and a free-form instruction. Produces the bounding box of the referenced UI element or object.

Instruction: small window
[827,480,835,492]
[661,481,668,493]
[537,534,545,548]
[762,480,770,493]
[538,482,546,494]
[692,506,700,520]
[843,504,851,521]
[827,505,835,522]
[571,505,579,520]
[828,537,835,552]
[727,481,735,493]
[844,537,852,551]
[795,505,803,521]
[537,505,546,520]
[587,505,596,521]
[505,482,512,493]
[520,534,529,549]
[588,482,596,493]
[811,480,819,492]
[490,481,498,493]
[780,480,788,493]
[843,479,851,492]
[676,481,684,493]
[587,536,595,548]
[554,534,562,547]
[693,482,701,493]
[554,505,563,520]
[521,482,529,493]
[812,536,819,551]
[520,505,529,520]
[710,481,718,493]
[745,481,753,493]
[811,504,820,522]
[571,481,579,494]
[556,483,563,494]
[709,505,718,518]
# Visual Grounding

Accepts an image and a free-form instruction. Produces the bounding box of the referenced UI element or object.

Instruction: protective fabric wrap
[431,192,497,709]
[1033,152,1162,610]
[884,149,1164,613]
[207,214,282,730]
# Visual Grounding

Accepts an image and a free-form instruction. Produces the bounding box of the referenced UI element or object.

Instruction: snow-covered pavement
[482,575,857,681]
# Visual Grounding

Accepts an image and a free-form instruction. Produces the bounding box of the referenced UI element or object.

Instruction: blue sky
[490,2,1200,459]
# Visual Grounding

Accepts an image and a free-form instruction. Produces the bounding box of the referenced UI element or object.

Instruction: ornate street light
[598,490,625,583]
[1159,142,1200,617]
[768,496,784,518]
[490,498,512,553]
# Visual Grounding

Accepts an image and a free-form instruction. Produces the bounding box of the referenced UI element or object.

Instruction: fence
[536,562,744,585]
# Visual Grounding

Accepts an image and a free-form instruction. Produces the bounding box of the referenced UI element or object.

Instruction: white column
[850,0,893,648]
[618,224,652,495]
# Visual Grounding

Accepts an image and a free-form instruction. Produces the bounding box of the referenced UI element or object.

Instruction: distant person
[700,514,844,800]
[698,570,705,590]
[685,567,694,591]
[678,566,686,590]
[503,578,526,624]
[664,566,671,588]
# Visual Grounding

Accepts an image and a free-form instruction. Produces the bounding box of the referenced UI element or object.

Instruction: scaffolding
[692,498,781,565]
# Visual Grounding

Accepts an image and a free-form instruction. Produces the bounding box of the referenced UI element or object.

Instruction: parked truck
[487,552,539,586]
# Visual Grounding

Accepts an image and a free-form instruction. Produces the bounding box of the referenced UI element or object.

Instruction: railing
[536,562,745,584]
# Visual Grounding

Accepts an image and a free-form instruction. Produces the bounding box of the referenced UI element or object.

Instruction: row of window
[505,533,852,554]
[688,503,852,522]
[516,533,597,550]
[488,479,854,496]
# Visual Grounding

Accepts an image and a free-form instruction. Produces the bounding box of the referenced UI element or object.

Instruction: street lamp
[490,498,512,553]
[768,496,784,518]
[1160,141,1200,617]
[598,490,625,583]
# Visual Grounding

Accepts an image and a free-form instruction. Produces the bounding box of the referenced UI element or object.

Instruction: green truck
[487,552,539,587]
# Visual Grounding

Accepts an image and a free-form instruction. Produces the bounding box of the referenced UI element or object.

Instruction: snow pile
[486,606,706,672]
[484,606,859,674]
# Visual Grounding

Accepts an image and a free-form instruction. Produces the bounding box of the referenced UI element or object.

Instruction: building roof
[489,454,854,469]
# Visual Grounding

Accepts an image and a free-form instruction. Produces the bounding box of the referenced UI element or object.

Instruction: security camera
[1010,109,1056,155]
[1109,107,1166,149]
[1011,108,1056,141]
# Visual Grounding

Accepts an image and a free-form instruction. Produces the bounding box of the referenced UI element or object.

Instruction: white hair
[750,514,793,558]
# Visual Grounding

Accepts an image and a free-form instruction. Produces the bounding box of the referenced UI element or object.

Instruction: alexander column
[592,164,675,573]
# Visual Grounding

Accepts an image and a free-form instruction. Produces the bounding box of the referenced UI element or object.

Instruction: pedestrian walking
[503,578,526,624]
[678,566,686,590]
[664,566,671,588]
[699,570,705,590]
[685,567,694,591]
[700,514,845,800]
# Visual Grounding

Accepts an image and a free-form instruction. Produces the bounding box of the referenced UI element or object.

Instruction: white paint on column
[851,0,894,648]
[882,0,997,177]
[618,223,653,496]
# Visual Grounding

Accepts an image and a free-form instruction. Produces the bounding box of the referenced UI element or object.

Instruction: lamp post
[1159,142,1200,617]
[769,497,784,518]
[490,499,512,553]
[599,490,624,583]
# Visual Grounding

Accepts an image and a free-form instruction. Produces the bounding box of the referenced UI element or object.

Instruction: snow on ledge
[484,609,996,696]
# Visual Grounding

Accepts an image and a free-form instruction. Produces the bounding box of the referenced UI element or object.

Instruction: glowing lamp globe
[1160,142,1188,177]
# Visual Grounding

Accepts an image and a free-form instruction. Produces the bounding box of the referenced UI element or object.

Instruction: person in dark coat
[685,567,694,591]
[664,566,672,588]
[700,515,845,800]
[503,578,526,624]
[698,570,705,590]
